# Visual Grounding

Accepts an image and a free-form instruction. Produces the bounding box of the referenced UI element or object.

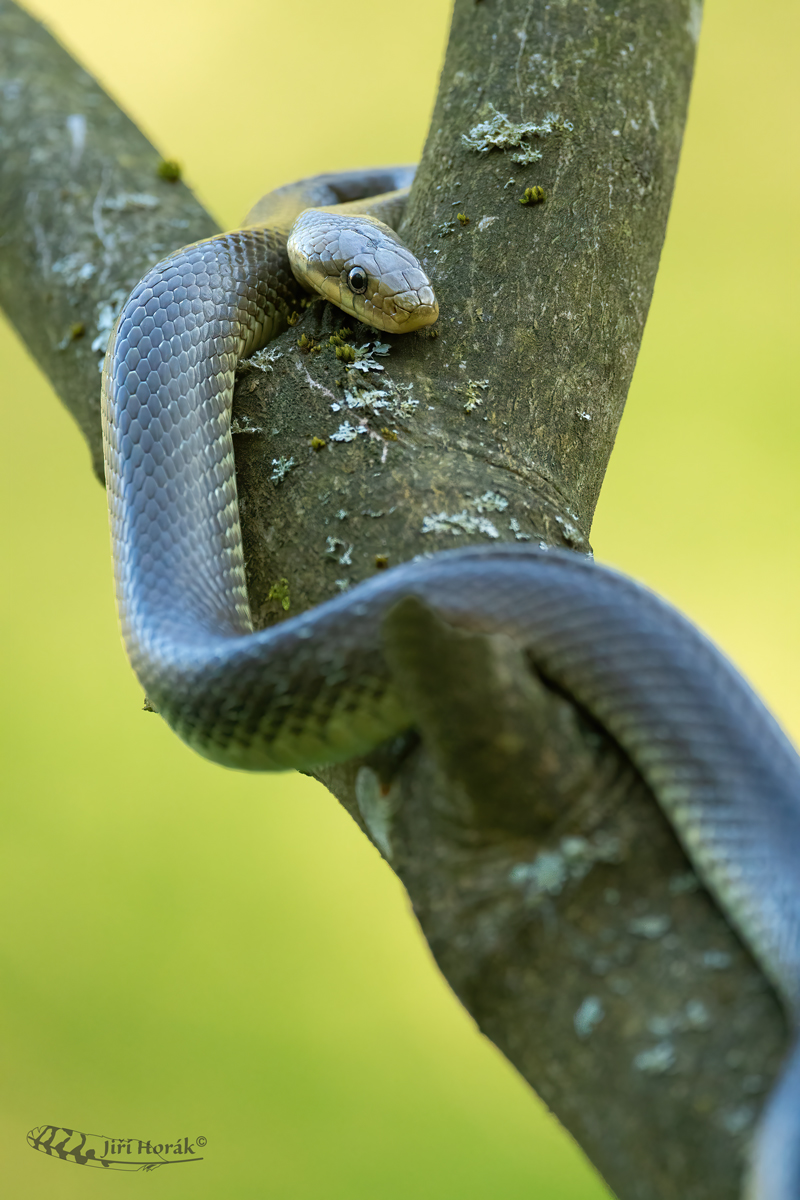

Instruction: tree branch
[0,1,787,1197]
[0,0,218,479]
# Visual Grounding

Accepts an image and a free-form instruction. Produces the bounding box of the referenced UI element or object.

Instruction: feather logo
[27,1125,205,1170]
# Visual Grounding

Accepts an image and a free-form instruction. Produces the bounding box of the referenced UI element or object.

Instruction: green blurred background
[0,0,795,1195]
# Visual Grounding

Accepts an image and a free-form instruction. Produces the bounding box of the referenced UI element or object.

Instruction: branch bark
[0,0,218,480]
[0,2,787,1197]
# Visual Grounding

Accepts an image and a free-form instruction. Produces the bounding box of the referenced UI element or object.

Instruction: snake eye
[347,266,368,294]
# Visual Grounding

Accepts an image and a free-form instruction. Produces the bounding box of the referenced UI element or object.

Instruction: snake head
[287,209,438,334]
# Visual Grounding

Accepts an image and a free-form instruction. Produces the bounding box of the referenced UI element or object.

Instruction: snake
[101,166,800,1199]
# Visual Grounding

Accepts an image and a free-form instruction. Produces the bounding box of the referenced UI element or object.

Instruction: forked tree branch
[0,2,787,1196]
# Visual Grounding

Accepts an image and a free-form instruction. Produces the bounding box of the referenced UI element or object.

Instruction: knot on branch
[381,594,613,837]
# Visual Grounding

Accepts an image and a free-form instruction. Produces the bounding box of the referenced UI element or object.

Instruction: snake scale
[101,166,800,1198]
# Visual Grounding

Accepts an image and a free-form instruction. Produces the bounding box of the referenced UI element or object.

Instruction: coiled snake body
[102,167,800,1198]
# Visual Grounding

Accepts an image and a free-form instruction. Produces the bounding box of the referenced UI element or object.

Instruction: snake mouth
[383,296,439,333]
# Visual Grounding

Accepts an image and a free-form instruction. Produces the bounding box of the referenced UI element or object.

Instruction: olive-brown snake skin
[101,167,800,1198]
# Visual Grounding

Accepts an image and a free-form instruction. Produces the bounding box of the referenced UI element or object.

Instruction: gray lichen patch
[471,490,508,513]
[574,995,605,1040]
[330,421,368,443]
[269,456,296,483]
[646,999,712,1039]
[554,512,584,546]
[332,381,418,422]
[51,252,97,287]
[325,536,353,566]
[243,344,284,373]
[633,1040,676,1075]
[421,509,500,539]
[686,0,703,45]
[332,385,390,413]
[461,104,567,164]
[230,414,264,435]
[685,999,712,1029]
[91,289,127,357]
[628,914,672,940]
[509,831,624,906]
[510,850,567,897]
[355,766,398,861]
[435,218,461,239]
[101,191,160,212]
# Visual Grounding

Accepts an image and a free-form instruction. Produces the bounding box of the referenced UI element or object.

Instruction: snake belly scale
[101,168,800,1199]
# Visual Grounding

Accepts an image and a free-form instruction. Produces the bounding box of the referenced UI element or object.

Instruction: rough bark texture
[0,2,788,1198]
[0,0,218,480]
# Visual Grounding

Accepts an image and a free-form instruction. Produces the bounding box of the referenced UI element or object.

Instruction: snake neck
[101,226,303,687]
